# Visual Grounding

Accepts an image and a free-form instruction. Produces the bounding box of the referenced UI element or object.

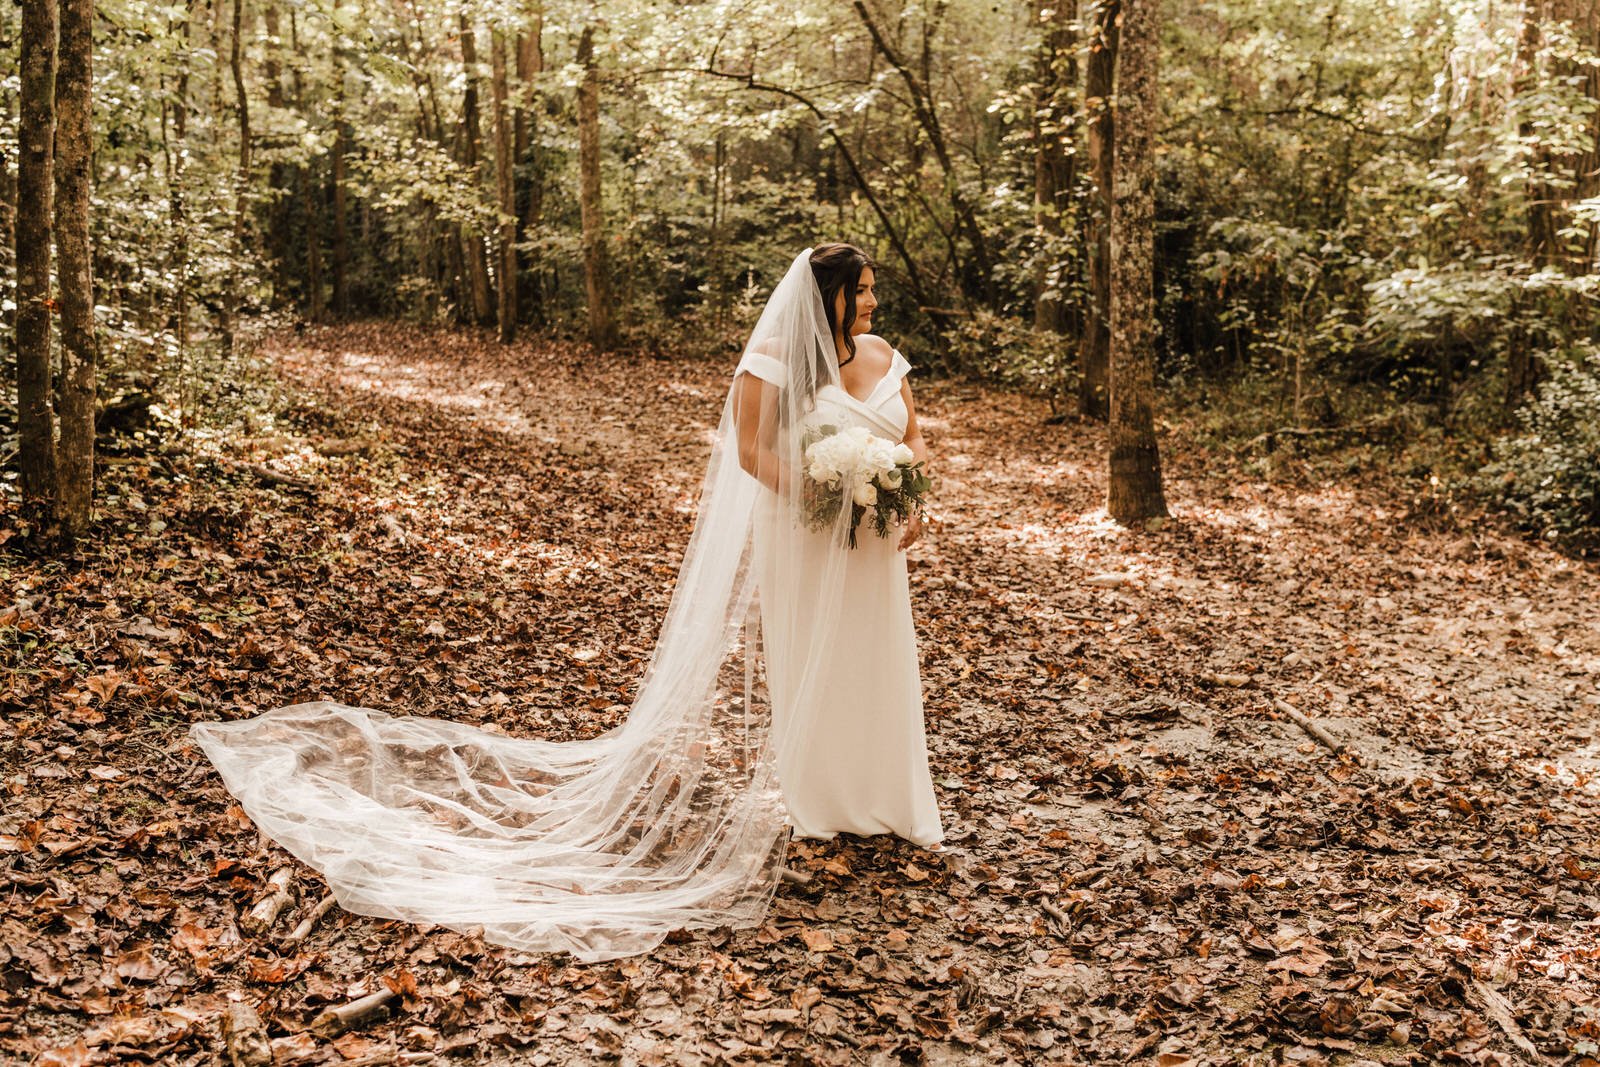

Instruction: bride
[191,244,944,962]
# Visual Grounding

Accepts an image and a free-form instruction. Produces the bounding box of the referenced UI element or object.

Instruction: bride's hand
[898,510,924,551]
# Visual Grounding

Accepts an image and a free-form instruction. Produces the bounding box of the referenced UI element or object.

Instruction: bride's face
[836,266,878,336]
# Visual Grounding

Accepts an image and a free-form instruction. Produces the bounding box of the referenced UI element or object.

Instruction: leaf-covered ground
[3,323,1598,1066]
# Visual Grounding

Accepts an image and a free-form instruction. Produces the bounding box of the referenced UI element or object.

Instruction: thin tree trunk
[1080,0,1118,420]
[55,0,96,547]
[263,2,290,304]
[459,15,496,327]
[402,15,462,321]
[710,130,725,326]
[16,0,59,527]
[1106,0,1168,525]
[1579,1,1600,273]
[1033,0,1078,334]
[1508,0,1600,404]
[329,0,349,316]
[576,25,614,350]
[167,11,192,404]
[1518,4,1559,269]
[491,29,516,343]
[852,0,994,305]
[1,99,16,342]
[514,9,543,324]
[695,65,935,312]
[286,8,321,322]
[301,166,324,322]
[227,0,251,351]
[331,91,349,315]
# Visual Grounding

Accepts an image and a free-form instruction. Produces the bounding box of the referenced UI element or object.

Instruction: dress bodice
[813,350,913,442]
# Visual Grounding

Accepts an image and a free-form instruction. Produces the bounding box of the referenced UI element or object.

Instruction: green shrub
[1486,347,1600,552]
[942,309,1078,416]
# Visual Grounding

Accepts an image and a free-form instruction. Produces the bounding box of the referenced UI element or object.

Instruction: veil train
[191,248,857,961]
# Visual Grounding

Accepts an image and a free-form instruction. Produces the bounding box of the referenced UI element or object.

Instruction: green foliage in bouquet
[799,424,933,549]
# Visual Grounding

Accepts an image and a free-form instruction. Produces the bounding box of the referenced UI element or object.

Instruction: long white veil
[190,248,856,961]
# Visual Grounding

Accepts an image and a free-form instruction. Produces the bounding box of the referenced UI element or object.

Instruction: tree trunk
[1579,0,1600,273]
[1106,0,1168,525]
[1033,0,1077,335]
[852,0,994,305]
[227,0,251,351]
[1518,4,1560,270]
[1508,0,1600,405]
[16,0,59,526]
[1080,0,1118,420]
[301,165,324,322]
[491,29,516,343]
[167,11,192,391]
[331,101,349,315]
[55,0,96,547]
[514,9,544,324]
[1,100,16,343]
[329,0,349,316]
[459,15,496,327]
[576,25,615,350]
[263,2,291,304]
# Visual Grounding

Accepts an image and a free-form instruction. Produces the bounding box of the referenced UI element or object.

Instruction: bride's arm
[734,372,793,495]
[898,379,928,549]
[899,378,928,468]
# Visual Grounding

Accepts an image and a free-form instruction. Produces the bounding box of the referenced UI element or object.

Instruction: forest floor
[3,323,1599,1067]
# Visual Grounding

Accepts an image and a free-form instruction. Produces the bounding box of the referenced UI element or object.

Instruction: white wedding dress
[750,349,944,847]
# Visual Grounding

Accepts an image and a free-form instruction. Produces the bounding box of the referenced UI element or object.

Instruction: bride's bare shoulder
[856,334,895,363]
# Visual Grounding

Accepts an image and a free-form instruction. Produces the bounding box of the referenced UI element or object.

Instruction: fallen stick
[311,987,399,1039]
[779,868,814,887]
[1060,612,1106,624]
[283,892,337,945]
[341,1054,436,1067]
[1271,698,1352,759]
[1471,979,1544,1062]
[221,1000,272,1067]
[231,460,317,491]
[243,868,295,936]
[1040,900,1071,930]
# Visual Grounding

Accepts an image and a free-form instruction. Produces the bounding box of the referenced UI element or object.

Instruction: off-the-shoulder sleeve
[886,350,913,390]
[735,350,787,388]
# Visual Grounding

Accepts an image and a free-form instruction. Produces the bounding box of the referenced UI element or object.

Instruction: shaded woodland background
[2,0,1600,549]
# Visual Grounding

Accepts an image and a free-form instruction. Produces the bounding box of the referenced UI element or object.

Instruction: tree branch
[648,63,936,312]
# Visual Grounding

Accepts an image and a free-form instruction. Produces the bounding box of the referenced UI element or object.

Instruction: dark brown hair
[810,243,874,367]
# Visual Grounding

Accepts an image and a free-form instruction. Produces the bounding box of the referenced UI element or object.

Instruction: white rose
[851,480,878,507]
[878,467,903,489]
[891,443,914,465]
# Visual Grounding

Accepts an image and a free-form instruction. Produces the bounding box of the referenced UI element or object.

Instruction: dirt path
[3,323,1596,1065]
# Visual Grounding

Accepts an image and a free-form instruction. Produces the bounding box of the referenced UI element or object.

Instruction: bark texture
[1080,0,1118,420]
[332,105,350,314]
[576,25,615,351]
[459,16,496,327]
[55,0,98,545]
[491,29,516,343]
[228,0,251,349]
[17,0,60,520]
[1107,0,1169,525]
[1508,0,1600,404]
[514,11,544,323]
[1033,0,1078,334]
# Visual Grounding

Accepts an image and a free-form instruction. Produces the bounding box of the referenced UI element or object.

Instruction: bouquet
[799,423,933,548]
